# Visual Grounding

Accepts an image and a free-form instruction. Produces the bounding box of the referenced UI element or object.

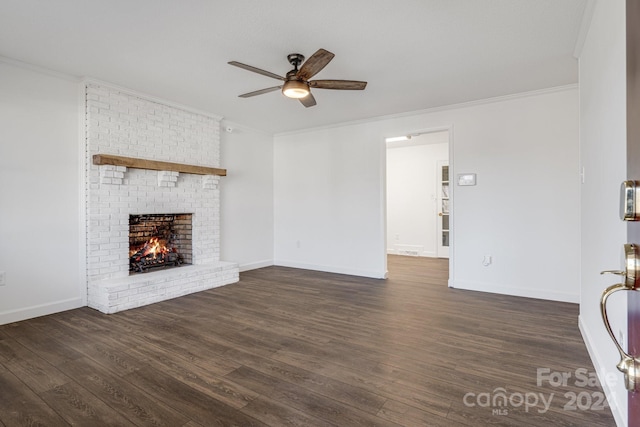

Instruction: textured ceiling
[0,0,588,134]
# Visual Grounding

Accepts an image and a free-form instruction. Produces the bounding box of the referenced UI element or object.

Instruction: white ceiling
[0,0,588,134]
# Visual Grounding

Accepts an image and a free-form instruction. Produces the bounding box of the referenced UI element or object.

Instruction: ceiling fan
[228,48,367,108]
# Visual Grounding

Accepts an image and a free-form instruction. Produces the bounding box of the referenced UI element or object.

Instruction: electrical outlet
[0,271,5,286]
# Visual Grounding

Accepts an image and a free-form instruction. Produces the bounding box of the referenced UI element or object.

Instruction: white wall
[274,87,580,301]
[578,0,628,424]
[387,134,448,257]
[274,125,387,278]
[0,60,83,324]
[447,89,580,302]
[220,123,274,271]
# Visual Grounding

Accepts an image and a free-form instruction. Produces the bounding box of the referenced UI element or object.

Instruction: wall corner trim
[574,0,597,59]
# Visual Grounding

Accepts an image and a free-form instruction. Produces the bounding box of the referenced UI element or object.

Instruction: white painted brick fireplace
[84,82,239,314]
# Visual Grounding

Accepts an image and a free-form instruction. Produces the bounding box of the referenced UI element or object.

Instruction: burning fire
[129,237,170,261]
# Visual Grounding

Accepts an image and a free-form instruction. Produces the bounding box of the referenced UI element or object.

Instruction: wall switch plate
[458,173,477,186]
[0,271,5,286]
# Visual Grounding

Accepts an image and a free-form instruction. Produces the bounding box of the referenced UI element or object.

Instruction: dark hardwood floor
[0,255,616,426]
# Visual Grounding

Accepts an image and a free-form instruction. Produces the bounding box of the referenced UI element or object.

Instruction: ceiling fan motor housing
[287,53,305,69]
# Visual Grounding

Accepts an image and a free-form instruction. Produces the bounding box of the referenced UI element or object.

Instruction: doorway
[385,129,451,266]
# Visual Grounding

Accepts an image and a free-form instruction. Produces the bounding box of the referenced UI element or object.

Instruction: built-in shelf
[93,154,227,176]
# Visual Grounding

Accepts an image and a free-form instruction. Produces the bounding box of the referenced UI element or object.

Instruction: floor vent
[394,245,423,257]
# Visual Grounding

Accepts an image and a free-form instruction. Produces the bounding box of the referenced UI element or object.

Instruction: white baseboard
[579,315,626,427]
[239,260,274,272]
[274,259,386,279]
[421,251,437,258]
[0,297,84,325]
[450,279,579,303]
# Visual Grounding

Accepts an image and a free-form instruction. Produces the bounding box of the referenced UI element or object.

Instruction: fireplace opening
[129,214,192,274]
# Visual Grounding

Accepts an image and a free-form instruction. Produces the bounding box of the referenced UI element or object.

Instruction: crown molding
[275,84,579,138]
[0,55,81,82]
[81,77,224,121]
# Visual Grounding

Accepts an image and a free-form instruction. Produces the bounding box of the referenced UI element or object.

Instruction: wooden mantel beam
[93,154,227,176]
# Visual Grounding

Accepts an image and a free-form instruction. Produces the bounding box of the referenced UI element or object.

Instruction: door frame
[626,0,640,423]
[382,125,454,284]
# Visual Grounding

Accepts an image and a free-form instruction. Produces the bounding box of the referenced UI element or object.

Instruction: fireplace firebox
[129,214,192,274]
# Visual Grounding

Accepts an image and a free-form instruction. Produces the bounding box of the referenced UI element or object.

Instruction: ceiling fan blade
[299,93,317,108]
[297,49,335,81]
[238,86,282,98]
[309,80,367,90]
[228,61,285,81]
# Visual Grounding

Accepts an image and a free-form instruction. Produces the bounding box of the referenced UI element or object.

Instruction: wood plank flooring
[0,255,616,426]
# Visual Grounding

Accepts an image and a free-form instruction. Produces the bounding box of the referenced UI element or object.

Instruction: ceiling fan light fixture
[282,80,310,99]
